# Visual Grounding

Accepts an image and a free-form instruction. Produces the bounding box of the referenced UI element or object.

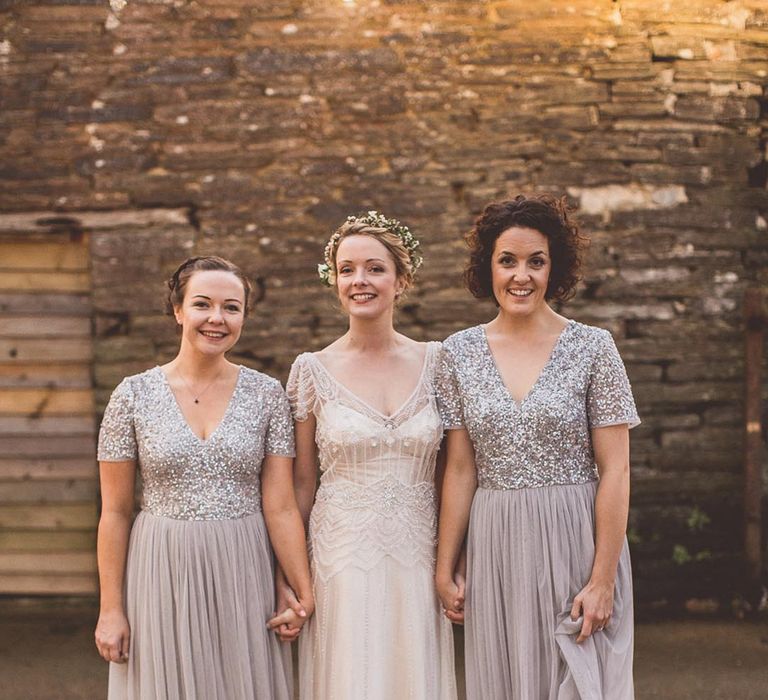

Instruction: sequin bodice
[439,322,639,490]
[97,366,294,520]
[287,342,450,578]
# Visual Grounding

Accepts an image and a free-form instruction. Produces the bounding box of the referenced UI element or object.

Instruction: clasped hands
[268,577,315,643]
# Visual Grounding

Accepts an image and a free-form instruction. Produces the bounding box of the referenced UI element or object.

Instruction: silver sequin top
[438,321,640,490]
[97,366,295,520]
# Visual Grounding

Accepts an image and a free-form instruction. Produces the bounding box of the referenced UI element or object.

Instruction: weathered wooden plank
[0,316,91,338]
[0,478,97,504]
[0,435,94,458]
[0,457,97,481]
[0,271,90,292]
[0,293,91,316]
[0,503,97,529]
[0,529,96,552]
[0,241,89,271]
[0,338,92,362]
[0,363,92,388]
[0,415,95,436]
[0,551,96,574]
[0,388,93,415]
[0,209,188,233]
[0,573,97,595]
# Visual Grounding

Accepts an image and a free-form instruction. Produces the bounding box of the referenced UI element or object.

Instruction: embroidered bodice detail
[287,342,450,580]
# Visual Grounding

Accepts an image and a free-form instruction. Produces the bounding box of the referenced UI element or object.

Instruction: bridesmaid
[271,213,457,699]
[94,256,313,699]
[436,195,638,699]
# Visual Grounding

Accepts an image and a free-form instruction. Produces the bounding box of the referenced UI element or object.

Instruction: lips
[507,289,533,297]
[200,330,227,339]
[350,293,376,301]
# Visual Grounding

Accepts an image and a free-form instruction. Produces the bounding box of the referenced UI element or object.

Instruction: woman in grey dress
[436,195,638,699]
[94,256,313,699]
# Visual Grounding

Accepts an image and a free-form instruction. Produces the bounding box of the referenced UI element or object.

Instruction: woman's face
[173,270,246,356]
[335,234,403,320]
[491,226,551,317]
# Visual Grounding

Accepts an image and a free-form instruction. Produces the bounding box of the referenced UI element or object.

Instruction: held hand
[268,581,313,643]
[436,572,465,624]
[95,609,130,663]
[570,579,614,643]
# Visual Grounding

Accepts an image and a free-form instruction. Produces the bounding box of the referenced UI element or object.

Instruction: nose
[512,267,532,283]
[352,268,369,286]
[207,306,225,323]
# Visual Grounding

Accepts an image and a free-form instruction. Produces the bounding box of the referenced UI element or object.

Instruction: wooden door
[0,225,98,594]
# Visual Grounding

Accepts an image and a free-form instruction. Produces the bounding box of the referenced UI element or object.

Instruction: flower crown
[317,211,423,287]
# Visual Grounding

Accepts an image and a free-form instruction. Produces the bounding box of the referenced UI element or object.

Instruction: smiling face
[334,234,404,319]
[173,270,246,356]
[491,226,552,317]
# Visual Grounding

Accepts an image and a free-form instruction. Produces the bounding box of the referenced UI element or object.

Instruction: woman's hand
[95,609,130,663]
[268,577,313,642]
[570,578,614,643]
[436,571,465,624]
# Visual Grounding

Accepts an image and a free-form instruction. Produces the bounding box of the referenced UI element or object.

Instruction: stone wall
[1,0,767,610]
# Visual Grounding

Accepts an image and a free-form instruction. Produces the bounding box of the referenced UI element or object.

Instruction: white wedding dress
[287,341,457,700]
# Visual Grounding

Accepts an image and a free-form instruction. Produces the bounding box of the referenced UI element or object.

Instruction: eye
[338,265,352,274]
[192,301,209,308]
[498,255,514,266]
[369,265,385,273]
[225,304,242,313]
[530,257,546,268]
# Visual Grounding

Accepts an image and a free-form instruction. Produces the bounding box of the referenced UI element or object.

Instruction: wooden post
[744,287,765,588]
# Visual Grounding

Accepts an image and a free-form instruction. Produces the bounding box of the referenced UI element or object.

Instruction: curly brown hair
[464,194,587,303]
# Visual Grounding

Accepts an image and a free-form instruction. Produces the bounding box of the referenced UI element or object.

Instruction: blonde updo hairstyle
[326,219,416,299]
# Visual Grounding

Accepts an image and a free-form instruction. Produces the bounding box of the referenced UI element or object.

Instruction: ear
[173,305,183,325]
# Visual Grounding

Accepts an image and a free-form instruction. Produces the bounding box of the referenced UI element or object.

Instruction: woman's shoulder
[442,325,484,354]
[239,365,284,393]
[113,366,162,393]
[566,320,616,347]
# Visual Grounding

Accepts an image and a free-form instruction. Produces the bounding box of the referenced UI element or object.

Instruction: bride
[273,212,457,699]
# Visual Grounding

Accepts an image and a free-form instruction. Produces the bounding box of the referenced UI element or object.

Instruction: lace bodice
[286,342,452,579]
[441,321,640,490]
[97,366,294,520]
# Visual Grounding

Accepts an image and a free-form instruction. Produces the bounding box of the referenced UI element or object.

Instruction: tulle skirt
[108,510,292,700]
[465,481,634,700]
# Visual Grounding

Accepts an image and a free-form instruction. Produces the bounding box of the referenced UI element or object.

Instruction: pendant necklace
[175,366,222,404]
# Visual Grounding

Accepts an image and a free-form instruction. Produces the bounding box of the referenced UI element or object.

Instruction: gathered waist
[139,504,263,522]
[315,475,436,516]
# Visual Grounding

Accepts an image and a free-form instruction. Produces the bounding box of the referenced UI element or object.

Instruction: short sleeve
[587,330,640,430]
[434,345,464,430]
[97,377,138,461]
[286,354,316,422]
[265,381,295,457]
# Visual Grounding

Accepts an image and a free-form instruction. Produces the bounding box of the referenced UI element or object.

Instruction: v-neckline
[480,321,572,407]
[310,343,433,423]
[158,365,243,444]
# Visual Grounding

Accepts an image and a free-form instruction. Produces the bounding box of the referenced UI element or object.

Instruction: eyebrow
[497,250,549,257]
[191,295,243,303]
[337,258,388,264]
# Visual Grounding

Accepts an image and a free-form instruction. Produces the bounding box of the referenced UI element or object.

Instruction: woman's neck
[488,304,565,339]
[343,313,401,353]
[169,345,230,379]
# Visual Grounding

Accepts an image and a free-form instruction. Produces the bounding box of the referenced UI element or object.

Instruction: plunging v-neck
[480,321,572,407]
[158,365,242,443]
[309,343,433,422]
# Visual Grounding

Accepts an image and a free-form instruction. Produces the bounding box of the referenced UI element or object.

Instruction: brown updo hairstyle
[166,256,254,315]
[327,219,416,296]
[464,194,587,303]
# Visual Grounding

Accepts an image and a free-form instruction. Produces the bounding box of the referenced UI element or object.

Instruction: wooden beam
[0,530,96,552]
[0,363,92,389]
[0,208,189,233]
[0,293,91,316]
[0,316,91,338]
[0,436,95,457]
[0,551,96,574]
[0,457,97,481]
[0,271,90,292]
[0,338,92,362]
[0,573,97,595]
[0,241,88,271]
[0,503,97,529]
[0,415,95,436]
[0,388,94,415]
[0,479,97,503]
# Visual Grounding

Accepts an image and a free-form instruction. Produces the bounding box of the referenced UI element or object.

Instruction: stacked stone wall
[1,0,767,610]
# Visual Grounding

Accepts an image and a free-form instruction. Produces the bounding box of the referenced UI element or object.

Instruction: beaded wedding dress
[287,342,456,700]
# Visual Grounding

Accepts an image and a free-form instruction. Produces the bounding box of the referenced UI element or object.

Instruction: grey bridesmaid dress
[98,366,294,700]
[439,321,639,700]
